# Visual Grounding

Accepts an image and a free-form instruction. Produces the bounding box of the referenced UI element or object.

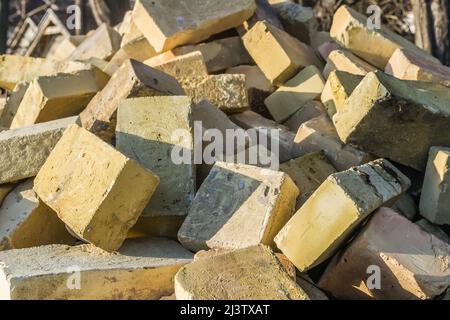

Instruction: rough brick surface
[319,208,450,300]
[333,71,450,171]
[0,238,193,300]
[178,162,299,252]
[133,0,256,52]
[0,180,75,251]
[175,245,309,300]
[116,97,195,233]
[420,147,450,225]
[0,117,79,184]
[34,125,160,252]
[275,159,410,271]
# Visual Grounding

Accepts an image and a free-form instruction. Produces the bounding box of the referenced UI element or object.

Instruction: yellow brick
[265,65,325,122]
[321,70,363,118]
[275,159,410,272]
[0,238,193,300]
[323,49,376,78]
[330,5,440,69]
[175,245,309,300]
[10,70,103,129]
[0,180,75,251]
[79,59,185,142]
[386,48,450,85]
[0,55,89,91]
[243,21,323,85]
[34,125,160,252]
[133,0,256,52]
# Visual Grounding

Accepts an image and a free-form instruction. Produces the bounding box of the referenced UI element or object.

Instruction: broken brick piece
[323,49,376,78]
[0,117,79,184]
[330,5,440,69]
[293,115,372,171]
[178,162,299,252]
[175,245,309,300]
[386,48,450,84]
[0,55,89,91]
[79,59,184,142]
[275,159,410,272]
[0,237,193,300]
[68,23,122,61]
[333,71,450,171]
[0,179,75,251]
[116,96,195,235]
[419,146,450,225]
[321,70,363,118]
[172,37,253,73]
[10,70,103,129]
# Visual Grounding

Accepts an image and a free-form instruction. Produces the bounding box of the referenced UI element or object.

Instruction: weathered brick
[116,97,195,236]
[265,65,325,122]
[323,49,376,78]
[416,219,450,244]
[294,115,373,171]
[193,248,297,279]
[319,208,450,299]
[386,48,450,84]
[275,159,410,271]
[330,5,440,69]
[175,245,309,300]
[0,237,193,300]
[79,59,184,142]
[34,125,160,252]
[226,65,274,116]
[0,55,89,91]
[280,152,337,208]
[321,70,363,118]
[186,74,249,113]
[0,179,75,251]
[172,37,253,73]
[178,162,299,252]
[10,70,104,129]
[419,147,450,225]
[242,21,323,85]
[69,23,122,61]
[0,117,79,184]
[47,35,86,61]
[333,71,450,170]
[132,0,256,52]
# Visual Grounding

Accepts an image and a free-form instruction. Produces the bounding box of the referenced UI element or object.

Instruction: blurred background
[0,0,448,65]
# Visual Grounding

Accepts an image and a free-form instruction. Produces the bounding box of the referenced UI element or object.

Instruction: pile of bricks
[0,0,449,300]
